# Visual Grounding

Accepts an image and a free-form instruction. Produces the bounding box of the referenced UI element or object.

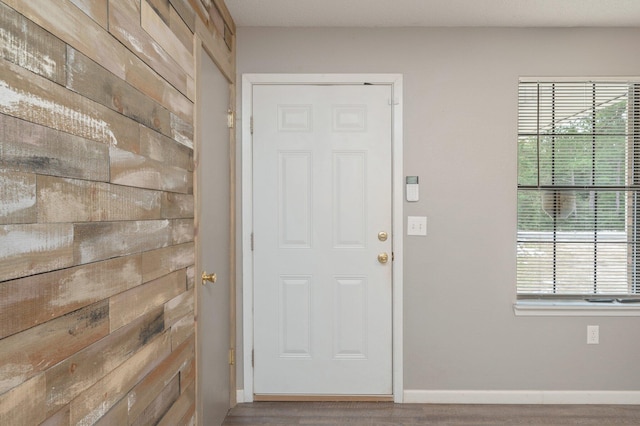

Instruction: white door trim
[241,73,403,402]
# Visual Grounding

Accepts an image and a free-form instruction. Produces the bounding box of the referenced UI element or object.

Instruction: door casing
[241,74,404,403]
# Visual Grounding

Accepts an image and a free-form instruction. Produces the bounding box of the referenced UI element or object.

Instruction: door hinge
[251,232,254,251]
[227,110,235,128]
[250,116,254,134]
[251,349,254,367]
[229,348,235,365]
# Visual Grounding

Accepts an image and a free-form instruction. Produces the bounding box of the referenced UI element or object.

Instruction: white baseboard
[236,389,640,405]
[403,390,640,405]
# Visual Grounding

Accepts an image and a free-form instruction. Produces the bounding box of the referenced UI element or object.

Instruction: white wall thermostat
[406,176,419,202]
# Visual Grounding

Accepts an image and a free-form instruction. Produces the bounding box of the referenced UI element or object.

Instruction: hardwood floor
[223,401,640,425]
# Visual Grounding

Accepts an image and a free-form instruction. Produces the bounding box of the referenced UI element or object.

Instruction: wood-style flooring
[222,401,640,425]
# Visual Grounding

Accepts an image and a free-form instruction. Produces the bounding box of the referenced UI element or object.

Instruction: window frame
[515,77,640,315]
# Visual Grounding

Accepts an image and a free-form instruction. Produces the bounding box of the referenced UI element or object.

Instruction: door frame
[241,74,404,403]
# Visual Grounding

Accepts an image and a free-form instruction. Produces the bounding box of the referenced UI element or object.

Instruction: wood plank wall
[0,0,235,424]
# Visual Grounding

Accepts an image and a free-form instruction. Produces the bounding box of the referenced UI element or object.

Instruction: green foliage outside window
[517,99,628,233]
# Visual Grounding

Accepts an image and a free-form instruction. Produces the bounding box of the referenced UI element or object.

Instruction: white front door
[252,84,393,395]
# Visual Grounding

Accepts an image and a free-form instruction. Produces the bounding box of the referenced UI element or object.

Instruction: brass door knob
[377,253,389,264]
[202,271,217,285]
[378,231,388,241]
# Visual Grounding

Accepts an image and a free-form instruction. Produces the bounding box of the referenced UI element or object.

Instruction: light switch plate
[407,216,427,236]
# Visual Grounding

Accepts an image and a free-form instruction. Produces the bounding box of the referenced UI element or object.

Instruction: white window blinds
[517,80,640,297]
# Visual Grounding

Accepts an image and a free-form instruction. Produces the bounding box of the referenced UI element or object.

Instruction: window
[517,80,640,299]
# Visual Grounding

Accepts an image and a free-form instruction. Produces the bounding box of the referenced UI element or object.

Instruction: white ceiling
[225,0,640,28]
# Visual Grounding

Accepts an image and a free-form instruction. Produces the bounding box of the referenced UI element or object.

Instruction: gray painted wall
[235,26,640,392]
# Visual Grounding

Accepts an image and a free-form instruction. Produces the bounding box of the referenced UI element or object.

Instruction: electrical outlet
[587,325,599,344]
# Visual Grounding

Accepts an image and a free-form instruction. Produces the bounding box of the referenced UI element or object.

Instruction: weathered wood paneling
[146,0,171,25]
[0,57,140,153]
[140,124,193,171]
[207,1,225,39]
[0,374,46,425]
[124,56,195,126]
[0,113,110,181]
[109,269,186,332]
[109,0,192,99]
[67,47,173,137]
[172,218,195,244]
[189,0,209,24]
[170,313,195,350]
[110,146,191,194]
[170,111,195,149]
[169,0,197,33]
[40,404,70,426]
[45,307,164,414]
[186,265,195,290]
[69,0,108,29]
[127,335,194,422]
[0,170,36,225]
[181,403,196,425]
[93,397,128,426]
[0,301,109,395]
[37,175,162,223]
[0,2,66,84]
[1,0,126,77]
[170,4,195,52]
[187,169,195,195]
[142,242,195,283]
[162,192,195,219]
[0,223,74,282]
[156,379,195,426]
[180,354,196,393]
[141,0,194,80]
[73,220,172,265]
[164,288,194,327]
[3,0,194,123]
[0,255,141,340]
[68,331,171,426]
[131,374,180,426]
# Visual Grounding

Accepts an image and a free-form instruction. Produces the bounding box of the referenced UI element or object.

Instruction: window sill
[514,300,640,316]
